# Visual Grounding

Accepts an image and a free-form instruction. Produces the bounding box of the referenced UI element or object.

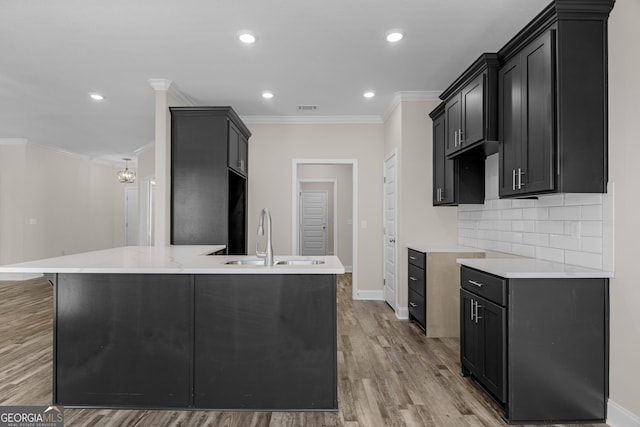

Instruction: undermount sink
[275,260,325,266]
[224,259,266,265]
[223,258,325,266]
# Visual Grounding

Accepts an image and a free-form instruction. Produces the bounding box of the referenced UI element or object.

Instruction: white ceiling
[0,0,549,164]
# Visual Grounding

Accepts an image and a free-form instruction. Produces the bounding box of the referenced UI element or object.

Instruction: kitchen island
[0,246,345,410]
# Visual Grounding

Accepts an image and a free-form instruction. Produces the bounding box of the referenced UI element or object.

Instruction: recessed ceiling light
[262,91,274,99]
[363,91,375,99]
[239,32,256,44]
[386,31,404,43]
[89,93,104,101]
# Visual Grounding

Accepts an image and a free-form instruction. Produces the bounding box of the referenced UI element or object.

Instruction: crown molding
[240,115,384,125]
[147,78,195,106]
[382,91,442,122]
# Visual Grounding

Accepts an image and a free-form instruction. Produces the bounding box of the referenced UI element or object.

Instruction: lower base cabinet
[460,266,609,423]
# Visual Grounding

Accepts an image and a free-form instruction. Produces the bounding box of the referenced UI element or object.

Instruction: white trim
[608,400,640,427]
[147,78,195,106]
[292,159,358,300]
[383,149,399,314]
[354,289,384,301]
[396,306,409,320]
[343,265,353,273]
[383,91,442,121]
[242,115,383,124]
[298,180,338,257]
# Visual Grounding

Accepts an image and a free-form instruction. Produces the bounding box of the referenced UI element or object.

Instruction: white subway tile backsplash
[456,159,613,271]
[564,193,603,206]
[537,193,565,207]
[580,221,602,237]
[549,206,582,220]
[565,250,603,270]
[536,220,565,234]
[549,234,582,251]
[523,207,549,220]
[581,205,603,220]
[511,244,536,258]
[536,246,565,263]
[581,236,603,254]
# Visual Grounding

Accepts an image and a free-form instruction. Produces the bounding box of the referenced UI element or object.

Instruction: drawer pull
[409,276,417,281]
[409,256,416,260]
[468,279,484,288]
[409,302,417,308]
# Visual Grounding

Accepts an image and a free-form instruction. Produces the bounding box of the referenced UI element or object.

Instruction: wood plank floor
[0,275,607,427]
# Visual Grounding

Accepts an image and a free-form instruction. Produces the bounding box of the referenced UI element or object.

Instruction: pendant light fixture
[117,158,136,183]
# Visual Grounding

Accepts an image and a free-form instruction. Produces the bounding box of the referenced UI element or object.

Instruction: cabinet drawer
[408,263,425,296]
[461,266,506,306]
[408,289,425,328]
[408,249,426,269]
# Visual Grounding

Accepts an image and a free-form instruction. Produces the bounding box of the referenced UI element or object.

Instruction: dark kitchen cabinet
[228,121,248,177]
[460,265,609,423]
[430,103,484,206]
[170,106,251,254]
[498,0,614,197]
[460,289,506,403]
[407,249,426,332]
[194,274,337,410]
[440,53,499,159]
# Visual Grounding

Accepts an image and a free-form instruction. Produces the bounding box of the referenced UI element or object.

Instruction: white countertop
[457,257,613,279]
[408,244,485,254]
[0,246,346,275]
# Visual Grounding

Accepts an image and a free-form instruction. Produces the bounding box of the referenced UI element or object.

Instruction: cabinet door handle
[475,303,483,323]
[409,302,417,308]
[409,276,417,281]
[470,299,475,321]
[518,168,525,189]
[512,169,516,191]
[454,130,458,147]
[409,256,416,260]
[468,279,484,288]
[459,129,464,144]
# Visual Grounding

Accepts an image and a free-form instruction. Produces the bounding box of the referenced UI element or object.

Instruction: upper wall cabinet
[498,0,614,198]
[430,103,484,206]
[170,106,251,254]
[440,53,499,159]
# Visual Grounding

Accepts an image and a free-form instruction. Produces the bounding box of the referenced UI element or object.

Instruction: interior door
[300,190,328,256]
[383,152,397,311]
[125,186,138,246]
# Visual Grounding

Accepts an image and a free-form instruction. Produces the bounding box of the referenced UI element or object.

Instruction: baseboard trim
[608,399,640,427]
[354,289,383,300]
[396,306,409,320]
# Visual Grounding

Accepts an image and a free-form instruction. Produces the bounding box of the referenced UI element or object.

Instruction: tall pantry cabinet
[170,107,250,255]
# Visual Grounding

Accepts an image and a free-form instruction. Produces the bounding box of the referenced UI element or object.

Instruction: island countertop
[0,245,346,275]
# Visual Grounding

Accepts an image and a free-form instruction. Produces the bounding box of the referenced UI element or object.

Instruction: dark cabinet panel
[55,274,192,407]
[430,103,484,206]
[170,107,250,253]
[460,265,609,423]
[194,274,337,410]
[460,288,506,403]
[461,73,485,147]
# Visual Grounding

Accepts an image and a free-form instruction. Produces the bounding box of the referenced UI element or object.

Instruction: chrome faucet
[256,208,274,266]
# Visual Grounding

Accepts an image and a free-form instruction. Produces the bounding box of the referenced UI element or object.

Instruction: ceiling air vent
[297,105,318,111]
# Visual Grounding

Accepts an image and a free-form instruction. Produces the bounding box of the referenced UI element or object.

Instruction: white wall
[246,122,383,294]
[0,141,125,270]
[607,0,640,421]
[384,100,459,315]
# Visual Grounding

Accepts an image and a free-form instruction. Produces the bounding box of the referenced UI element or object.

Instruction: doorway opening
[292,159,359,299]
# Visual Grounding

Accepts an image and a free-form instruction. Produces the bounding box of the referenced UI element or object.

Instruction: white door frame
[383,149,399,314]
[292,159,359,300]
[298,179,338,257]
